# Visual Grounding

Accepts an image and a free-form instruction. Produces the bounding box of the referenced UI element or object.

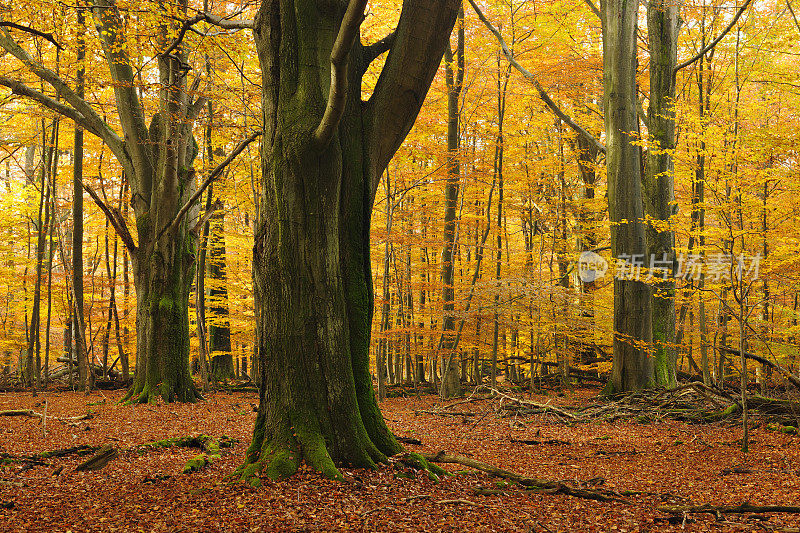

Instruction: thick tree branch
[83,183,137,252]
[0,26,127,164]
[156,130,261,243]
[0,76,102,138]
[674,0,754,73]
[312,0,369,148]
[91,0,152,192]
[162,12,254,57]
[467,0,605,155]
[362,31,396,67]
[366,0,460,189]
[0,21,63,50]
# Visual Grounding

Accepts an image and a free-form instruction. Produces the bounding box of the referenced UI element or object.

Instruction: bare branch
[312,0,369,148]
[156,130,261,243]
[674,0,754,73]
[466,0,605,155]
[83,183,137,252]
[0,21,63,50]
[162,12,255,57]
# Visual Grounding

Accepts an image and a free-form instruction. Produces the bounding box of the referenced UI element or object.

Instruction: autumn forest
[1,0,800,531]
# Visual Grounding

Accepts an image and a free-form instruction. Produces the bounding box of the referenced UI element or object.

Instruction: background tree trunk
[440,6,464,400]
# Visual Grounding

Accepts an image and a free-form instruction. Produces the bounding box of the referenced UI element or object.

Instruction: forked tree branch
[674,0,754,73]
[91,0,151,183]
[365,0,460,189]
[312,0,369,148]
[155,130,261,243]
[467,0,605,155]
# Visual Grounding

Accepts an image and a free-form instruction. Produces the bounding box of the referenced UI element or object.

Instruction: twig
[436,499,484,507]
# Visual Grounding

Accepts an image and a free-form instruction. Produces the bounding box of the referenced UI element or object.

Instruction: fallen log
[659,503,800,515]
[414,409,476,417]
[76,444,118,471]
[716,345,800,392]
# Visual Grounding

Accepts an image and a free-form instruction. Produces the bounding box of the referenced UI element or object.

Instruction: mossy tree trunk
[240,0,459,482]
[126,229,199,403]
[645,0,679,388]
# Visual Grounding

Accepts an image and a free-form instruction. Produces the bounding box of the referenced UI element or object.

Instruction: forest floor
[1,385,799,532]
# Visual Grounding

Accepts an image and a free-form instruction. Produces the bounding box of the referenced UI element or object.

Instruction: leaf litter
[1,387,799,532]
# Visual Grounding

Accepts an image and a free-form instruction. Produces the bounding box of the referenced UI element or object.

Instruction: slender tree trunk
[208,206,233,380]
[121,186,130,383]
[377,170,393,400]
[44,165,57,386]
[73,9,89,392]
[27,120,56,388]
[440,6,465,399]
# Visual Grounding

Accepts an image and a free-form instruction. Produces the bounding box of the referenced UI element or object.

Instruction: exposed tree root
[2,435,234,475]
[396,452,448,482]
[422,451,625,502]
[120,379,202,405]
[139,434,236,473]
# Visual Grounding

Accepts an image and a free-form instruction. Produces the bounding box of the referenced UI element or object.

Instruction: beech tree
[236,0,459,482]
[0,0,256,402]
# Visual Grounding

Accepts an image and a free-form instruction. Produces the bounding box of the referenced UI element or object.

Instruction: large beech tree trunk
[126,227,199,403]
[240,0,458,482]
[602,0,653,392]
